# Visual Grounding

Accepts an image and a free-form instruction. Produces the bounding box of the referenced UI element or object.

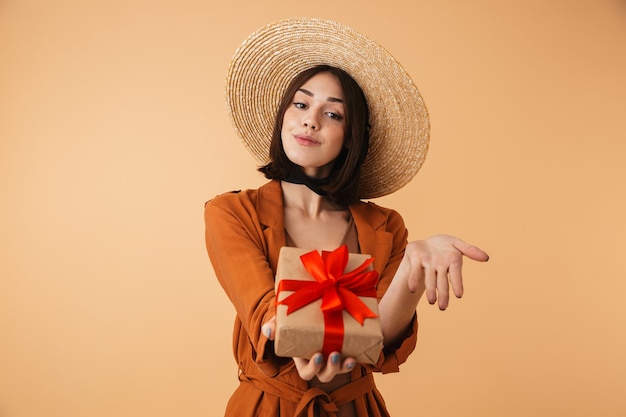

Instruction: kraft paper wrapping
[274,246,384,364]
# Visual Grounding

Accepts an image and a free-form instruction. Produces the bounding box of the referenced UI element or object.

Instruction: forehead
[298,72,344,99]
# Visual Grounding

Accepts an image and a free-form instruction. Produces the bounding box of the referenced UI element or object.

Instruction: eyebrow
[297,88,344,103]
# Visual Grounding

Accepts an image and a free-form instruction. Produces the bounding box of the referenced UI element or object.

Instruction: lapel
[255,180,286,274]
[349,202,394,274]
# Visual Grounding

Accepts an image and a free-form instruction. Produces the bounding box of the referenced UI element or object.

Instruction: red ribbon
[277,245,379,358]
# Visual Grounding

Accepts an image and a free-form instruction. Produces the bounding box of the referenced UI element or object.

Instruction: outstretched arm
[378,234,489,346]
[262,233,488,378]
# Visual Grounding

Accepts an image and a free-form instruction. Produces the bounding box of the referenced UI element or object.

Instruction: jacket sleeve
[204,193,279,376]
[367,207,418,374]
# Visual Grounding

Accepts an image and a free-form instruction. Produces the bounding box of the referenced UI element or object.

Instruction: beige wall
[1,1,625,416]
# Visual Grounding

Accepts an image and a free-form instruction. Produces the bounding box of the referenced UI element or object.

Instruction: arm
[204,196,278,374]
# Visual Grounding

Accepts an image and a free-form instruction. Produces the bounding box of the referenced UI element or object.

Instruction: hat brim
[226,17,429,199]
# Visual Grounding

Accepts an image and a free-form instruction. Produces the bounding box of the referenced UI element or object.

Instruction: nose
[302,112,319,130]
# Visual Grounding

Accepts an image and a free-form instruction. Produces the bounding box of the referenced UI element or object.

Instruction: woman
[204,18,488,417]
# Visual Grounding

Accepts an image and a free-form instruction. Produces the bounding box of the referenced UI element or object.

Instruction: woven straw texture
[226,18,429,199]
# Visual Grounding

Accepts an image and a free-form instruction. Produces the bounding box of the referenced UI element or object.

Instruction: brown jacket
[204,180,418,417]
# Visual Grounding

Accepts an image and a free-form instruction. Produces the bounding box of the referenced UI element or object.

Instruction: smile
[294,134,320,145]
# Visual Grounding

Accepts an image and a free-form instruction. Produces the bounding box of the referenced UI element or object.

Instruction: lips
[294,134,320,145]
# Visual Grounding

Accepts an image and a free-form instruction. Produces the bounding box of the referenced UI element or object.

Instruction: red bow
[277,245,379,357]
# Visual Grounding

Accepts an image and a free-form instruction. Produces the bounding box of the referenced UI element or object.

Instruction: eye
[293,102,307,109]
[325,111,343,121]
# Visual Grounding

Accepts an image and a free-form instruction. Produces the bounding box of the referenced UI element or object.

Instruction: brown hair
[258,65,370,206]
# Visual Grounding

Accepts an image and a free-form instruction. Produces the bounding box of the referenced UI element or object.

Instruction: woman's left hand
[404,234,489,310]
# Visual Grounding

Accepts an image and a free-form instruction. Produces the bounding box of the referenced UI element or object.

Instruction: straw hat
[226,17,429,199]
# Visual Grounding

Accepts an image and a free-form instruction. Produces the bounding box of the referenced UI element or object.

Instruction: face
[281,71,346,178]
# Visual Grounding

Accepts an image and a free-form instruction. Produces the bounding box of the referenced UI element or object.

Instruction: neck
[283,168,330,196]
[280,181,341,218]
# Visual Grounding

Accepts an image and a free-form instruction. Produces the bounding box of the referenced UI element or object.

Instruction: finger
[424,266,437,305]
[452,239,489,262]
[342,357,357,373]
[316,352,342,383]
[294,354,324,381]
[261,317,276,340]
[407,258,425,293]
[436,267,450,310]
[449,259,464,298]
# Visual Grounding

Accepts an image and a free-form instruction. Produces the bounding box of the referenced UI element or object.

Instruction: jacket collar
[255,180,286,273]
[255,180,393,273]
[256,180,285,231]
[349,201,393,274]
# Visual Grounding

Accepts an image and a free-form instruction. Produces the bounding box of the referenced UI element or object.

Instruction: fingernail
[331,353,340,364]
[346,363,355,370]
[314,354,323,365]
[264,327,271,338]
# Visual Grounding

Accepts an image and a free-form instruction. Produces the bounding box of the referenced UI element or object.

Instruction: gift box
[274,245,384,364]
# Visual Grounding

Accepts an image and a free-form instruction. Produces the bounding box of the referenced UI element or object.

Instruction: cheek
[333,127,347,147]
[281,114,292,129]
[282,108,297,126]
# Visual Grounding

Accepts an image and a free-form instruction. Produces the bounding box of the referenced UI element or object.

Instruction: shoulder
[204,180,279,209]
[351,200,405,228]
[203,181,284,255]
[204,188,255,210]
[203,180,283,226]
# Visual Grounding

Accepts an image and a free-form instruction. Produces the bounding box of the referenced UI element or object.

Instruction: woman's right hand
[262,318,356,382]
